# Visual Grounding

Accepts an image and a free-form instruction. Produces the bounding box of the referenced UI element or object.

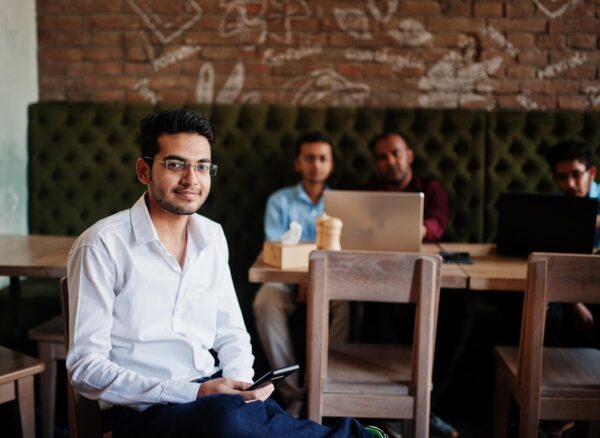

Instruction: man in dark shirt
[363,132,459,437]
[364,132,449,242]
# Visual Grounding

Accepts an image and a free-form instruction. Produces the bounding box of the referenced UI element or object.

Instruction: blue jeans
[106,395,371,438]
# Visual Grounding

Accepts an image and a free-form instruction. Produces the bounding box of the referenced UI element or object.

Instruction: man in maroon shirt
[363,132,458,437]
[365,131,449,242]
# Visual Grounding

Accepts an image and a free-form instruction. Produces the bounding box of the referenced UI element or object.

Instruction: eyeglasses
[145,157,218,176]
[554,169,587,182]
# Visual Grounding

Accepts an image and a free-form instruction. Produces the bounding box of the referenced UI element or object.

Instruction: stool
[28,316,67,438]
[0,345,45,437]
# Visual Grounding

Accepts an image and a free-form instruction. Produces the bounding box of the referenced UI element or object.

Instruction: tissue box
[262,241,316,269]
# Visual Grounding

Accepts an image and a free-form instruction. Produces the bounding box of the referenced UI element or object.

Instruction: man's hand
[571,302,596,341]
[197,377,274,403]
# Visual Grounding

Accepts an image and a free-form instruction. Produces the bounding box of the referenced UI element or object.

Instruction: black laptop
[496,192,598,257]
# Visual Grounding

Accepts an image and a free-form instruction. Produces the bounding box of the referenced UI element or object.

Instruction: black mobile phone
[247,364,300,391]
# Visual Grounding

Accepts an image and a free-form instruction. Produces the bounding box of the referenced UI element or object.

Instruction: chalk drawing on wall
[333,8,372,40]
[152,44,202,72]
[219,0,311,49]
[280,69,370,106]
[418,35,503,108]
[516,94,541,110]
[532,0,584,19]
[583,86,600,107]
[536,51,587,79]
[479,26,519,58]
[344,48,424,73]
[388,19,432,47]
[195,62,261,104]
[134,78,161,104]
[367,0,398,24]
[128,0,203,45]
[262,42,322,66]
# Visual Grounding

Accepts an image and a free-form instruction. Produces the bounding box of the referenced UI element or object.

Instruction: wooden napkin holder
[262,241,316,269]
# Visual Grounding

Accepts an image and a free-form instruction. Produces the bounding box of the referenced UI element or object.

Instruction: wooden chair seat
[0,345,45,437]
[28,315,67,438]
[495,346,600,400]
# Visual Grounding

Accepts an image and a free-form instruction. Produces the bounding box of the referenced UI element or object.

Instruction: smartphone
[247,364,300,391]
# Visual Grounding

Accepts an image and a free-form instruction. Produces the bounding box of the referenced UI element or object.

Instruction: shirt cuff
[162,379,201,404]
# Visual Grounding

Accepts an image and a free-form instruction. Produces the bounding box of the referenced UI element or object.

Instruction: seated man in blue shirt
[66,110,382,438]
[253,132,349,417]
[545,140,600,349]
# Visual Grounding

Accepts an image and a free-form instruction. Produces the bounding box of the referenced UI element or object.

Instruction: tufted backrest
[28,103,599,285]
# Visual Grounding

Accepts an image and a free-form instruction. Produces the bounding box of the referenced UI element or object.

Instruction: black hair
[546,140,593,170]
[368,131,408,153]
[294,131,335,158]
[137,109,215,162]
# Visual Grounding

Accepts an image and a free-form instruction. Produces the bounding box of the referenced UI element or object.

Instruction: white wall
[0,0,37,235]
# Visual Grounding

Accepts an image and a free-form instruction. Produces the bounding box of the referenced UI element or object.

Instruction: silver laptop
[323,190,424,252]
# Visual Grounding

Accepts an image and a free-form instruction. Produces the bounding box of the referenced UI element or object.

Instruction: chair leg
[16,376,36,438]
[519,407,539,438]
[38,342,57,438]
[492,365,510,438]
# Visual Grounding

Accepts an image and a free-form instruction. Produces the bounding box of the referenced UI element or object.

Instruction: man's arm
[263,192,289,241]
[422,179,449,242]
[66,244,200,409]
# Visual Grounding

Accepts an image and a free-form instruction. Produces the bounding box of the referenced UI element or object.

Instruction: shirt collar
[588,180,600,199]
[294,182,327,207]
[130,193,208,256]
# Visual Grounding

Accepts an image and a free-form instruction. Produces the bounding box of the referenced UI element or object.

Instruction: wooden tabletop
[438,243,527,292]
[249,243,471,290]
[0,234,75,278]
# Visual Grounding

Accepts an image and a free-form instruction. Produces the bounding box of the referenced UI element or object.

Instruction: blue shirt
[589,180,600,247]
[264,183,325,241]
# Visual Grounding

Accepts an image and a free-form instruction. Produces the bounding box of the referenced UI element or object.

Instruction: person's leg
[329,300,350,344]
[109,395,373,438]
[253,283,304,404]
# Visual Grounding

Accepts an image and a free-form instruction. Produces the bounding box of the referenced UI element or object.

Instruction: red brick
[94,1,124,13]
[398,1,441,16]
[558,95,589,110]
[91,32,122,46]
[460,94,495,109]
[65,63,94,76]
[474,3,504,17]
[94,90,126,101]
[521,80,580,94]
[505,3,535,17]
[84,47,123,61]
[566,4,595,17]
[40,48,82,63]
[536,35,566,49]
[95,62,123,75]
[488,18,548,32]
[507,33,536,48]
[550,19,600,33]
[86,15,133,30]
[433,33,465,48]
[564,65,596,79]
[518,49,548,65]
[427,17,485,32]
[567,34,597,49]
[439,2,472,16]
[335,63,364,78]
[40,89,67,101]
[507,65,537,78]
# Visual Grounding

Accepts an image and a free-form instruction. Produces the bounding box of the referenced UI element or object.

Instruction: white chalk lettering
[334,8,372,40]
[133,78,161,104]
[344,48,424,73]
[152,45,202,72]
[479,26,519,58]
[537,52,587,79]
[262,43,323,67]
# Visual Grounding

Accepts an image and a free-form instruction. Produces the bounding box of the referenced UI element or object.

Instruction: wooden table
[248,243,528,292]
[438,243,527,292]
[0,234,75,343]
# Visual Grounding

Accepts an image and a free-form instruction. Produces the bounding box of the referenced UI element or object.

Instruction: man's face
[294,141,334,184]
[373,134,413,186]
[137,133,212,216]
[553,159,597,198]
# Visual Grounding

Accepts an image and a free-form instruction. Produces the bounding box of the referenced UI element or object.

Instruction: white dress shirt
[66,194,254,411]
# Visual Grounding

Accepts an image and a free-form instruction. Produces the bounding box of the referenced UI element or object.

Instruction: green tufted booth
[27,103,600,291]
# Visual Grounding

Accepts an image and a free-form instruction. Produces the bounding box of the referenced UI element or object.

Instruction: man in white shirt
[66,109,381,437]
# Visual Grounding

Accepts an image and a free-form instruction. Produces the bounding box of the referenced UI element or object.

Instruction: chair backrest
[517,253,600,418]
[60,277,105,438]
[306,250,441,427]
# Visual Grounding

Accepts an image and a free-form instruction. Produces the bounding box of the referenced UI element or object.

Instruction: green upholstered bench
[25,103,600,303]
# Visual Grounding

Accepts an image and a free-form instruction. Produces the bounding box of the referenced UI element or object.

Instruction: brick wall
[37,0,600,110]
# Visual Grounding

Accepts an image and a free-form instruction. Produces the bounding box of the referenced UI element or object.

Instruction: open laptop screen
[496,192,597,257]
[324,190,424,252]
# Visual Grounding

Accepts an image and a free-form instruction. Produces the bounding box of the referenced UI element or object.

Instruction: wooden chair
[28,315,67,438]
[306,250,441,438]
[0,345,45,438]
[493,253,600,438]
[60,277,108,438]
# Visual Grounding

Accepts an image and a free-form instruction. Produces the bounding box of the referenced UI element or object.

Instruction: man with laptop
[545,140,599,349]
[360,132,460,437]
[253,132,349,418]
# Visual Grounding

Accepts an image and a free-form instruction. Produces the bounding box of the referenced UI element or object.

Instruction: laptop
[496,192,598,257]
[323,190,424,252]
